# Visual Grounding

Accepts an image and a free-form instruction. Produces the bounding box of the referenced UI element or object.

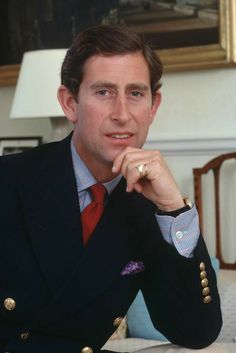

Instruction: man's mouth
[111,134,131,139]
[107,132,134,140]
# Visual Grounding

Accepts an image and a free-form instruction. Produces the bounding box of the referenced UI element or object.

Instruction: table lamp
[10,49,73,141]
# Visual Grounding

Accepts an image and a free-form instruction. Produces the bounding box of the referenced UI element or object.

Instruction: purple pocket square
[121,261,145,276]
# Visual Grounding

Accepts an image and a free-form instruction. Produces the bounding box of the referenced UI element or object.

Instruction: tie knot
[90,184,106,205]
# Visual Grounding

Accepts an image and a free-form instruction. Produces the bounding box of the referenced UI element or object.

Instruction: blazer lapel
[18,134,85,294]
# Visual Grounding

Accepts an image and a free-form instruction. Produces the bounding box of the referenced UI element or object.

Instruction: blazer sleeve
[141,226,222,349]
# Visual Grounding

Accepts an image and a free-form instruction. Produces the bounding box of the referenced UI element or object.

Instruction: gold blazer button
[81,347,93,353]
[20,332,30,340]
[199,262,206,271]
[203,295,212,304]
[202,287,210,296]
[201,278,209,288]
[4,298,16,311]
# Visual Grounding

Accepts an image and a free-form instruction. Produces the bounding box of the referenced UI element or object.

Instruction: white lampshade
[10,49,72,141]
[10,49,67,118]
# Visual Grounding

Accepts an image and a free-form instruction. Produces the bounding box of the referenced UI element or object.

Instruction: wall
[1,66,236,260]
[149,67,236,140]
[0,86,52,141]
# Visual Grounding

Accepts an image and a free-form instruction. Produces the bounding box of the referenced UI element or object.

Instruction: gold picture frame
[159,0,236,72]
[0,0,235,86]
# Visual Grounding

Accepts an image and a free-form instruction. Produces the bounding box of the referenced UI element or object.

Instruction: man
[0,25,221,353]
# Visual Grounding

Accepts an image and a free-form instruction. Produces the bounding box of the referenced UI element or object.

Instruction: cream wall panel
[148,68,236,140]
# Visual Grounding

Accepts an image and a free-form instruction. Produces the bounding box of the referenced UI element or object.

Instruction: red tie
[81,184,106,245]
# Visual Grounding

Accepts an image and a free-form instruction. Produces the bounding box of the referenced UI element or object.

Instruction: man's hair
[61,25,163,98]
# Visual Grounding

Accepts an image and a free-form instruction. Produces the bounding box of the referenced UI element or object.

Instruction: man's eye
[97,89,109,96]
[131,91,143,97]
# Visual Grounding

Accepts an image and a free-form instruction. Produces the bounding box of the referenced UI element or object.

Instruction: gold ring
[135,164,148,178]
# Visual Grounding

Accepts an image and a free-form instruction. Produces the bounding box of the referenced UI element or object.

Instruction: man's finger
[112,147,138,173]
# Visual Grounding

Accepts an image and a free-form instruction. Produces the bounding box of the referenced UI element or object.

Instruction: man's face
[66,53,160,172]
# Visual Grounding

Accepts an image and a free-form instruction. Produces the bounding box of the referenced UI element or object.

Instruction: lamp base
[50,116,73,141]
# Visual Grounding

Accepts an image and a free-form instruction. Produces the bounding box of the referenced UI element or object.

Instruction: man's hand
[112,147,185,212]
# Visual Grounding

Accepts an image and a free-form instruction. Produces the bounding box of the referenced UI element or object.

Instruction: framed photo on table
[0,0,235,87]
[0,137,42,156]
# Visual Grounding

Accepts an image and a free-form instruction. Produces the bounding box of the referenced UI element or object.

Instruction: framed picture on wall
[0,0,235,86]
[0,137,42,156]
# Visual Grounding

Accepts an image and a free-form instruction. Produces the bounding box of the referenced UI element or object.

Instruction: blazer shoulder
[1,133,71,173]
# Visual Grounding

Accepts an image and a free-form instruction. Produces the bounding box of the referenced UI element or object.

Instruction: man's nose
[111,96,131,123]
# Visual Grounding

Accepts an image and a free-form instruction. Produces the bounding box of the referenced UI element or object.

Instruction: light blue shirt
[71,142,199,258]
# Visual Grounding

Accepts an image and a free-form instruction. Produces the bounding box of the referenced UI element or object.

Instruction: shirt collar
[71,140,122,195]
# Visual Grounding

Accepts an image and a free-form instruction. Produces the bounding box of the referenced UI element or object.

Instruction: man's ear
[149,91,162,124]
[57,85,78,123]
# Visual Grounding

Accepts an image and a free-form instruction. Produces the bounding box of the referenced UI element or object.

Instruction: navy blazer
[0,135,222,353]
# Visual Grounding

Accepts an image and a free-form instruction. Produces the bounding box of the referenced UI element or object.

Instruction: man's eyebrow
[126,83,149,91]
[90,81,149,91]
[90,81,118,89]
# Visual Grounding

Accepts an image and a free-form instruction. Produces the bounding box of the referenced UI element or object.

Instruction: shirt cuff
[155,205,200,258]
